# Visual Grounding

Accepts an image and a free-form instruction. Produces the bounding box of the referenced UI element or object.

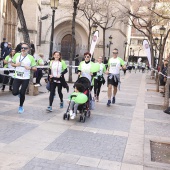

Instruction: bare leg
[113,86,117,97]
[108,84,112,100]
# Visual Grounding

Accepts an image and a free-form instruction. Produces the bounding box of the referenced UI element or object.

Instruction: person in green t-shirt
[94,56,106,102]
[35,53,44,85]
[11,43,37,114]
[106,48,126,106]
[1,49,16,91]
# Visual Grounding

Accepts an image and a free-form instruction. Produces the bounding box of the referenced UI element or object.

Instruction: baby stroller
[63,77,91,123]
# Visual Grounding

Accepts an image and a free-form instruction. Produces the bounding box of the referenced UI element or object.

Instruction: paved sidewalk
[0,71,170,170]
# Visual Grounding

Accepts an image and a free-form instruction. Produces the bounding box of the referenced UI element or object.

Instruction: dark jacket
[2,47,12,59]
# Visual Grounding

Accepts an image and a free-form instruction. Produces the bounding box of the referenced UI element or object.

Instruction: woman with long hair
[47,51,68,112]
[2,49,16,91]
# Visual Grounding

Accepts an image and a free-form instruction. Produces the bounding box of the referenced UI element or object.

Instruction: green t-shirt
[12,53,36,79]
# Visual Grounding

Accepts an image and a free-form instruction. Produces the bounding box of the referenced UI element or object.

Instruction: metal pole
[49,9,55,60]
[124,46,126,61]
[108,43,111,59]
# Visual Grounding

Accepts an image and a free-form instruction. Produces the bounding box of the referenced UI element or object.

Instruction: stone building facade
[40,0,128,61]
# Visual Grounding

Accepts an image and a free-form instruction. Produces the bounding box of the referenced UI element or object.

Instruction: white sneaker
[69,110,73,116]
[70,113,76,119]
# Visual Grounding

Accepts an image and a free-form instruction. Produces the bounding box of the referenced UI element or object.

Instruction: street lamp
[107,35,113,59]
[92,23,98,34]
[49,0,59,59]
[158,25,166,65]
[123,42,128,60]
[154,37,159,68]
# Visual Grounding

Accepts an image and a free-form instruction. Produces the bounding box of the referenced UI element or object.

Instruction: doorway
[61,34,76,60]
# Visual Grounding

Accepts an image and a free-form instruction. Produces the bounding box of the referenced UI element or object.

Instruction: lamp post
[154,37,159,68]
[123,42,128,60]
[49,0,59,60]
[129,47,132,62]
[92,23,98,35]
[107,35,113,59]
[158,25,166,65]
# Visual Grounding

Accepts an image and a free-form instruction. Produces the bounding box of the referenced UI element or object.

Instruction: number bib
[16,67,25,78]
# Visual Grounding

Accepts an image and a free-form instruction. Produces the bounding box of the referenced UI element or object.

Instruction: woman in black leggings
[94,57,106,102]
[47,51,68,112]
[2,49,16,91]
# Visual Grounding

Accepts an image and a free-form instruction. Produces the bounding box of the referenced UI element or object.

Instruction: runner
[35,53,44,85]
[94,56,106,102]
[78,52,94,83]
[1,49,16,91]
[47,51,68,112]
[106,48,126,106]
[134,62,138,73]
[11,43,37,113]
[141,62,146,73]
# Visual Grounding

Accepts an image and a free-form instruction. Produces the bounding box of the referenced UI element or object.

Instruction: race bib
[16,71,24,77]
[16,67,25,78]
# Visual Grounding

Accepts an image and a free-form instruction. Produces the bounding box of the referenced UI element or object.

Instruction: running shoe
[60,102,64,108]
[18,106,24,114]
[46,106,52,112]
[112,97,115,104]
[107,100,111,107]
[70,113,76,119]
[69,110,73,116]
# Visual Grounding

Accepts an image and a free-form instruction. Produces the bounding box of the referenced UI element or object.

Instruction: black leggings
[94,79,103,97]
[49,82,63,106]
[36,69,43,84]
[2,71,14,90]
[12,79,30,107]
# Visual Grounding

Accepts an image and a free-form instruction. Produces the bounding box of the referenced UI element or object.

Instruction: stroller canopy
[75,77,91,90]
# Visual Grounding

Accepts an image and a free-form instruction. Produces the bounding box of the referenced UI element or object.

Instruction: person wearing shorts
[106,48,126,106]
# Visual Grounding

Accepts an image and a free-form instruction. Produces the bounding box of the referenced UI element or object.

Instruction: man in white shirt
[106,48,126,106]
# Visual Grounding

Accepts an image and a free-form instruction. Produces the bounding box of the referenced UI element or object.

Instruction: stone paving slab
[21,157,101,170]
[46,129,127,162]
[75,114,132,132]
[145,120,170,138]
[0,106,58,121]
[145,109,170,121]
[0,119,37,144]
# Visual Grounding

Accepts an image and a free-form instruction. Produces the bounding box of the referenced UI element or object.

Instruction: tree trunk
[17,7,30,43]
[103,28,106,59]
[164,59,170,109]
[10,0,30,43]
[68,0,79,83]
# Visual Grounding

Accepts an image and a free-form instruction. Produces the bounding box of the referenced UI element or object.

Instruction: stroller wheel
[79,115,83,122]
[87,110,91,118]
[63,113,67,120]
[82,116,86,123]
[67,114,70,120]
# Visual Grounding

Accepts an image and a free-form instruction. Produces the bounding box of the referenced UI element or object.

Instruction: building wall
[40,0,129,61]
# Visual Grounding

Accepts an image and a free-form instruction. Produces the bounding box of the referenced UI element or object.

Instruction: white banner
[90,31,99,56]
[143,39,151,67]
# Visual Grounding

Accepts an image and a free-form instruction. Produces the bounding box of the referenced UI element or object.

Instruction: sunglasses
[85,56,90,58]
[113,52,118,54]
[21,47,29,50]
